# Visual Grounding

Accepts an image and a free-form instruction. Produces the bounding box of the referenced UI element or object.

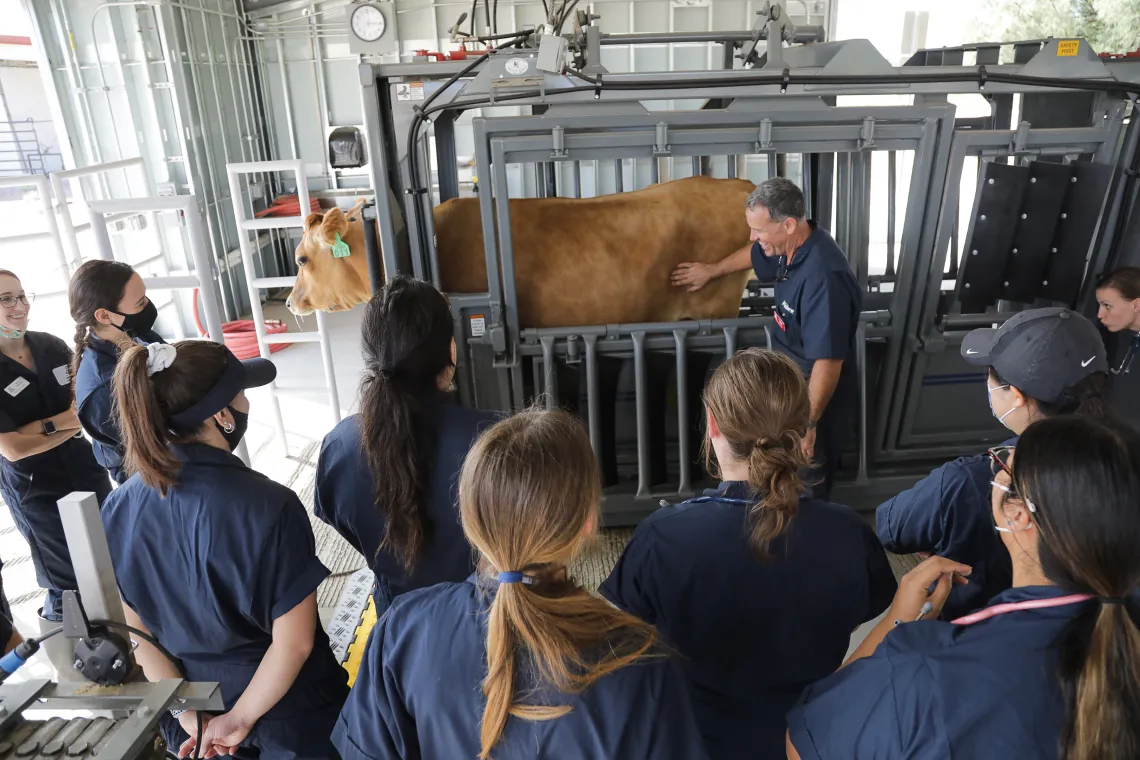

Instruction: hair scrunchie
[145,342,177,376]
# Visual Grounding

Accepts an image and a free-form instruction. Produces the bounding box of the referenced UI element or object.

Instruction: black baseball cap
[961,307,1107,403]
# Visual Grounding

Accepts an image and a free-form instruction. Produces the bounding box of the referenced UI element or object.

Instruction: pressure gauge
[351,4,386,42]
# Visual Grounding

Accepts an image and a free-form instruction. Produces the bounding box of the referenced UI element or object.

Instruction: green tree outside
[967,0,1140,55]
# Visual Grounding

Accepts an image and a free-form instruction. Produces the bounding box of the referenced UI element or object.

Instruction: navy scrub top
[875,437,1016,620]
[75,329,163,484]
[599,481,897,760]
[787,585,1087,760]
[314,393,497,612]
[0,332,111,593]
[751,222,862,395]
[333,576,710,760]
[102,444,349,723]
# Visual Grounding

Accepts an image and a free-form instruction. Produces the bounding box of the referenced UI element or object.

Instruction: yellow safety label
[1057,40,1080,57]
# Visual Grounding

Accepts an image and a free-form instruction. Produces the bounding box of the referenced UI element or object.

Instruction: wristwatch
[41,420,56,435]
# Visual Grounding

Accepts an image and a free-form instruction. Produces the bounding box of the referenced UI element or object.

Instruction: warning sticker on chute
[470,315,486,337]
[1056,40,1080,56]
[395,82,425,101]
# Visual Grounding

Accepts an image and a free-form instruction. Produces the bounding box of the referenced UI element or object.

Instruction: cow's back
[434,176,755,328]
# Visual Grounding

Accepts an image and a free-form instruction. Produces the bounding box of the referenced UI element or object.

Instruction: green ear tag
[332,232,351,258]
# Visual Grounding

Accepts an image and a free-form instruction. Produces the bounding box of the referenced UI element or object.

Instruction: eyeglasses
[0,294,34,308]
[988,446,1014,479]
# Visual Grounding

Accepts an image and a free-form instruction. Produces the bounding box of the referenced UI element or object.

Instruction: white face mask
[991,480,1036,533]
[987,383,1018,427]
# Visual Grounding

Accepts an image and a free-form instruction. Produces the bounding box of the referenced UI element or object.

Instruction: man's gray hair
[745,177,806,222]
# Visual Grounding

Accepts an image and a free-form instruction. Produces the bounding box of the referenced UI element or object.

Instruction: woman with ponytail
[101,341,347,759]
[334,408,707,760]
[69,260,164,484]
[601,348,896,760]
[788,414,1140,760]
[314,275,497,614]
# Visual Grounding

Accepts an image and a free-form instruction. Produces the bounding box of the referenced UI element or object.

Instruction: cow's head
[285,202,372,316]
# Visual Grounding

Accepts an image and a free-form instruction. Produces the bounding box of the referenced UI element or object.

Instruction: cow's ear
[304,212,324,232]
[319,207,349,242]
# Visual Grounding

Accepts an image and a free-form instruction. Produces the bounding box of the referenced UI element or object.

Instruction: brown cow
[285,176,755,327]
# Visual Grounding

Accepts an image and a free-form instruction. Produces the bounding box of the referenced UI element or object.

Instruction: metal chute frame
[362,33,1140,520]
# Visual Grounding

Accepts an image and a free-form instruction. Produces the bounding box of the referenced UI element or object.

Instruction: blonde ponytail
[460,409,658,759]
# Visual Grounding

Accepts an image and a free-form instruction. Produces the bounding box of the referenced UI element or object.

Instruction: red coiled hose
[192,288,290,360]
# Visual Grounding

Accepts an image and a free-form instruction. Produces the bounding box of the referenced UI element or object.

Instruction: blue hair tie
[497,571,530,585]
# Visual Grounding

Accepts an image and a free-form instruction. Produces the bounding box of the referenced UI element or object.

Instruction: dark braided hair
[68,260,136,397]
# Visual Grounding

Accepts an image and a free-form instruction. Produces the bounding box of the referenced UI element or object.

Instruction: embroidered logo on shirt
[781,300,796,314]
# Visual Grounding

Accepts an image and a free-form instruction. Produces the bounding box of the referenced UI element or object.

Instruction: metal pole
[57,492,126,627]
[314,310,342,422]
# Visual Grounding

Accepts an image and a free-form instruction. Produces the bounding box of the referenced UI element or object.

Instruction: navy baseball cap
[961,307,1107,403]
[167,348,276,429]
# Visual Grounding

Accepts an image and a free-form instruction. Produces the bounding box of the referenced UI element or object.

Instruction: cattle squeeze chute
[281,6,1140,523]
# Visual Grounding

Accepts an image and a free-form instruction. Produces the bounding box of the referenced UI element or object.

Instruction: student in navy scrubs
[101,340,347,760]
[876,307,1109,620]
[787,414,1140,760]
[1095,266,1140,375]
[70,260,164,484]
[672,178,861,499]
[0,270,111,622]
[334,409,708,760]
[314,275,496,614]
[600,348,896,760]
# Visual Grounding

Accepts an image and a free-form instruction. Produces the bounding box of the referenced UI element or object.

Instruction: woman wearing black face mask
[69,260,164,484]
[103,340,347,759]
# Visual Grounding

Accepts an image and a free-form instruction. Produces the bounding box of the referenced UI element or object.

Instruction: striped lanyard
[950,594,1093,625]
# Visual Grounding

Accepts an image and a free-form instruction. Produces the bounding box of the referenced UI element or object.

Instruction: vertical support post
[57,492,126,627]
[614,159,623,192]
[315,310,342,420]
[855,322,869,484]
[359,66,401,280]
[584,334,600,457]
[631,331,650,499]
[887,151,897,278]
[723,326,738,357]
[673,329,690,495]
[540,335,557,408]
[572,161,582,198]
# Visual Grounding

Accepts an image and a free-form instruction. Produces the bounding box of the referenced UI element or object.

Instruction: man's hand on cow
[671,262,714,292]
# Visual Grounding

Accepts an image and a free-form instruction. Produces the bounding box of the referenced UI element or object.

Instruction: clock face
[351,5,386,42]
[504,57,529,75]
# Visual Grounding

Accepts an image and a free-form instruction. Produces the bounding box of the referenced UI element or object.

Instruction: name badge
[773,311,787,332]
[53,365,70,386]
[4,377,29,397]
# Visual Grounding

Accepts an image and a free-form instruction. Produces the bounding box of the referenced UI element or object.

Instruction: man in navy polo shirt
[672,177,861,499]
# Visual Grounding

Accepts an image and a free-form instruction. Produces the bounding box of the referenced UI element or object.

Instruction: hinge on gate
[858,117,875,150]
[756,118,773,151]
[551,125,567,160]
[1010,120,1031,154]
[653,123,671,156]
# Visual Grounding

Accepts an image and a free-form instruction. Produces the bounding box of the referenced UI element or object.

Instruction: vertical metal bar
[692,155,701,176]
[855,322,869,484]
[534,163,545,197]
[540,335,557,409]
[614,159,623,192]
[315,310,342,423]
[632,331,650,499]
[723,326,738,356]
[886,150,897,277]
[57,492,126,627]
[474,122,504,322]
[584,334,600,457]
[727,156,737,179]
[180,197,226,348]
[767,151,777,179]
[492,139,522,367]
[572,160,581,198]
[651,158,659,184]
[88,210,115,262]
[360,69,400,279]
[673,329,690,495]
[274,37,299,159]
[308,4,336,189]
